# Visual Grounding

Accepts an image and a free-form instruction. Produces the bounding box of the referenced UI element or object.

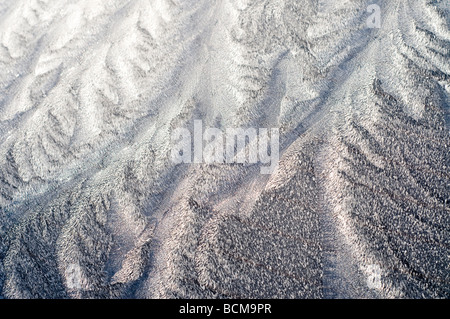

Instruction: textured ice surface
[0,0,448,298]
